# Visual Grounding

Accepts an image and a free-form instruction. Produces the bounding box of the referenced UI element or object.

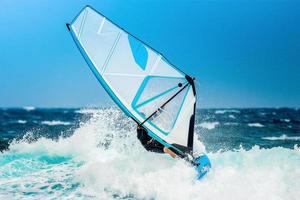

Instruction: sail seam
[101,32,122,74]
[104,72,145,77]
[149,55,162,75]
[78,8,88,38]
[97,17,106,34]
[170,86,190,129]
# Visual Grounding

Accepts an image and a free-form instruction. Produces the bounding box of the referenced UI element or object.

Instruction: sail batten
[68,6,196,155]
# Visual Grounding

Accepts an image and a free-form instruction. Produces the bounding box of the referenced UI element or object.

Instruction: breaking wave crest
[198,122,220,130]
[215,110,240,114]
[23,106,35,111]
[263,134,300,141]
[248,123,264,127]
[41,120,72,126]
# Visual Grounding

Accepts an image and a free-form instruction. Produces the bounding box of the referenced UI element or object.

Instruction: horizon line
[0,106,299,110]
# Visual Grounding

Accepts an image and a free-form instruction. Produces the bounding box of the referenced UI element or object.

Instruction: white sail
[68,6,197,155]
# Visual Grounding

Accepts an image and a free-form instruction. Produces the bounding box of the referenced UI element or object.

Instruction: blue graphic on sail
[128,35,148,70]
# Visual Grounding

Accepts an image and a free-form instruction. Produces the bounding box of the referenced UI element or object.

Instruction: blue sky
[0,0,299,108]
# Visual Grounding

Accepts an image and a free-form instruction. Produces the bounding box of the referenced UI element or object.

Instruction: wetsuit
[137,126,164,153]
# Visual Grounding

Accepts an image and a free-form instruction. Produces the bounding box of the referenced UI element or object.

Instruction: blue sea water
[0,107,299,199]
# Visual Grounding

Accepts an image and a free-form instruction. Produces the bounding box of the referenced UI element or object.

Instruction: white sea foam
[263,134,300,141]
[228,114,236,119]
[281,119,291,123]
[199,122,219,130]
[75,108,100,114]
[41,120,72,126]
[248,123,264,127]
[23,106,35,111]
[1,108,300,200]
[224,122,239,126]
[17,120,27,124]
[215,110,240,114]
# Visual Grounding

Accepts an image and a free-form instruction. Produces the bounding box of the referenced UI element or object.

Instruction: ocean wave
[41,120,72,126]
[224,122,239,126]
[17,120,27,124]
[75,108,100,114]
[228,114,236,119]
[215,110,240,114]
[281,119,291,123]
[0,108,300,199]
[263,134,300,141]
[198,122,219,130]
[23,106,35,111]
[248,123,264,127]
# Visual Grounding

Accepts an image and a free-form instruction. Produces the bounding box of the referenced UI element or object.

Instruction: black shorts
[144,140,164,153]
[137,126,164,153]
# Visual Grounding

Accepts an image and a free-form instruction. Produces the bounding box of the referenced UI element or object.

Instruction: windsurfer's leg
[163,147,177,158]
